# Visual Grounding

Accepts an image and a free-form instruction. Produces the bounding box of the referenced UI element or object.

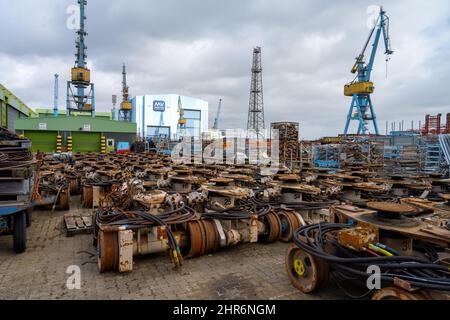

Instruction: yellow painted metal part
[294,259,305,277]
[120,101,132,111]
[56,135,62,153]
[67,136,73,152]
[100,136,107,154]
[344,81,374,96]
[71,67,91,83]
[82,104,92,111]
[178,118,187,125]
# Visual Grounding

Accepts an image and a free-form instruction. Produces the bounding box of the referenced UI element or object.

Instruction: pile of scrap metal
[340,139,384,173]
[299,161,446,205]
[384,144,424,176]
[32,149,450,287]
[312,138,384,173]
[285,201,450,300]
[34,153,73,210]
[87,154,340,273]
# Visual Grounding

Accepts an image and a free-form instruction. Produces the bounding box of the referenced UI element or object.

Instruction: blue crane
[119,63,132,122]
[343,6,393,136]
[213,99,223,130]
[66,0,95,117]
[54,74,59,118]
[176,96,187,139]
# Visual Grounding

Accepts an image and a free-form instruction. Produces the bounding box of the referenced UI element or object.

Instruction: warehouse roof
[0,83,36,117]
[14,116,136,133]
[34,108,112,119]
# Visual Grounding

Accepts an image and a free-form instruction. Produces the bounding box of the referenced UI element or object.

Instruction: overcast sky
[0,0,449,139]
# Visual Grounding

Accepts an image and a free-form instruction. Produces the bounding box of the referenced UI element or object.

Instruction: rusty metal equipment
[82,152,339,273]
[32,132,450,282]
[286,203,450,300]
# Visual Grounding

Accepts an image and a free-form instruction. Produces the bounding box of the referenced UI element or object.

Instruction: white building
[132,94,208,139]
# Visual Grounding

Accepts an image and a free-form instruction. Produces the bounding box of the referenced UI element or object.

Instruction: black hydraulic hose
[333,264,450,291]
[133,211,183,266]
[292,222,450,292]
[95,206,201,267]
[294,224,440,265]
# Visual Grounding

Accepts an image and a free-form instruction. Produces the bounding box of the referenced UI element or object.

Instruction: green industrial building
[0,83,36,131]
[2,82,137,153]
[15,116,137,153]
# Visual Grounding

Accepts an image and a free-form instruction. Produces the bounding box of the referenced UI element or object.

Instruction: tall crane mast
[54,74,59,118]
[343,6,393,136]
[213,99,223,130]
[247,47,265,138]
[66,0,95,117]
[177,96,187,139]
[119,63,132,122]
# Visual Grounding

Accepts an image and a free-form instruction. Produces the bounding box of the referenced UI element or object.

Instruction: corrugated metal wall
[24,131,57,153]
[0,100,6,128]
[0,100,28,132]
[72,132,101,152]
[7,106,19,131]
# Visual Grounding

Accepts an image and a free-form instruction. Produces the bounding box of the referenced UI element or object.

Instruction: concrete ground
[0,198,345,300]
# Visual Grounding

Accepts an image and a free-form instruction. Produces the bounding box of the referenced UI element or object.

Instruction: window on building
[147,126,171,138]
[184,109,201,137]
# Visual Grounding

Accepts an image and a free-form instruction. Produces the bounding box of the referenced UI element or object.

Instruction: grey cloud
[0,0,449,139]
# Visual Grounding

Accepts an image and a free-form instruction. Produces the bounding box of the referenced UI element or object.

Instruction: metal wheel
[259,212,281,243]
[316,256,330,289]
[197,219,208,256]
[278,210,300,242]
[98,230,119,273]
[202,220,219,254]
[187,221,203,258]
[285,244,329,293]
[372,287,425,300]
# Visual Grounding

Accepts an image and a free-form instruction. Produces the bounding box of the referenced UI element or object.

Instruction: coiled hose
[95,206,200,267]
[293,223,450,291]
